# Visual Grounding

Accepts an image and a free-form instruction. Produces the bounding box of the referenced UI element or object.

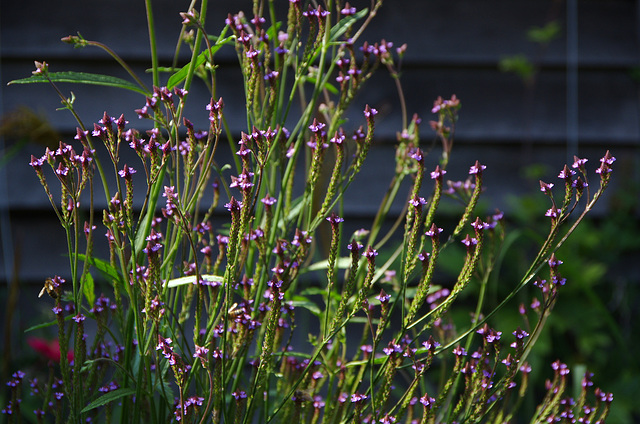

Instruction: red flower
[27,337,74,363]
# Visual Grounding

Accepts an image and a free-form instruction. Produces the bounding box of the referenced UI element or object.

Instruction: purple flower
[548,254,563,268]
[308,119,326,134]
[452,346,467,357]
[118,165,136,179]
[558,165,576,180]
[29,155,45,171]
[232,390,247,400]
[383,342,402,356]
[420,393,435,408]
[193,345,209,360]
[291,229,312,246]
[348,240,363,254]
[513,328,529,339]
[431,95,460,113]
[551,360,570,376]
[375,289,391,304]
[430,165,446,180]
[572,156,588,169]
[539,180,554,193]
[410,148,424,162]
[418,251,430,263]
[471,217,489,231]
[363,246,378,259]
[477,325,501,343]
[326,213,344,225]
[422,336,440,352]
[545,207,559,218]
[230,171,255,191]
[143,229,163,254]
[425,224,443,238]
[363,105,378,119]
[360,344,373,354]
[340,3,356,15]
[224,197,242,213]
[600,151,616,166]
[461,235,478,247]
[330,131,346,145]
[469,161,486,175]
[350,393,368,403]
[596,150,616,175]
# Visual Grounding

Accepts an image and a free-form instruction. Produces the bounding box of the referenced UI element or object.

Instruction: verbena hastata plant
[5,0,615,423]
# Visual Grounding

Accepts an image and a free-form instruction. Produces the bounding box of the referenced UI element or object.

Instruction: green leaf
[81,388,137,413]
[330,8,368,41]
[290,298,322,316]
[165,274,223,288]
[78,254,124,286]
[299,287,342,302]
[24,314,73,333]
[167,31,233,89]
[304,75,339,95]
[265,22,283,43]
[305,257,351,272]
[134,165,166,259]
[527,21,561,44]
[82,271,95,306]
[8,72,148,95]
[498,54,535,81]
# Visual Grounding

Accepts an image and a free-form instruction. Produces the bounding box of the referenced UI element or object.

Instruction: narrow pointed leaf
[167,32,233,89]
[81,388,137,413]
[82,271,95,306]
[330,8,368,41]
[165,274,224,288]
[9,72,148,95]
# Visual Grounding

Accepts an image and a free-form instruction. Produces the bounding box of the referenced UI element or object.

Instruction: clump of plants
[4,1,614,423]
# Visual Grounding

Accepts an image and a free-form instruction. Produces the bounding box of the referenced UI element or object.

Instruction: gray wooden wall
[1,0,639,286]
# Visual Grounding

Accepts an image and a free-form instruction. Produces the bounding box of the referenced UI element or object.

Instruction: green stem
[145,0,159,88]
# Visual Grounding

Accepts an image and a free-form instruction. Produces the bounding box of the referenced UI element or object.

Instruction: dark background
[1,0,639,422]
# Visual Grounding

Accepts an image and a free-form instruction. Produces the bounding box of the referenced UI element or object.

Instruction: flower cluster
[8,0,616,423]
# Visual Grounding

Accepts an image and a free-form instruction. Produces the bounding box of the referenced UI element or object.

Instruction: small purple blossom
[350,393,368,403]
[383,342,402,356]
[308,119,326,134]
[452,346,467,357]
[326,213,344,225]
[420,393,435,408]
[430,165,446,180]
[558,165,576,180]
[376,289,391,304]
[232,390,247,400]
[118,165,136,179]
[363,246,378,259]
[469,161,486,175]
[340,2,357,15]
[572,156,588,169]
[539,180,554,193]
[545,207,559,218]
[471,217,489,231]
[425,224,443,238]
[548,254,563,268]
[363,105,378,119]
[461,235,478,247]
